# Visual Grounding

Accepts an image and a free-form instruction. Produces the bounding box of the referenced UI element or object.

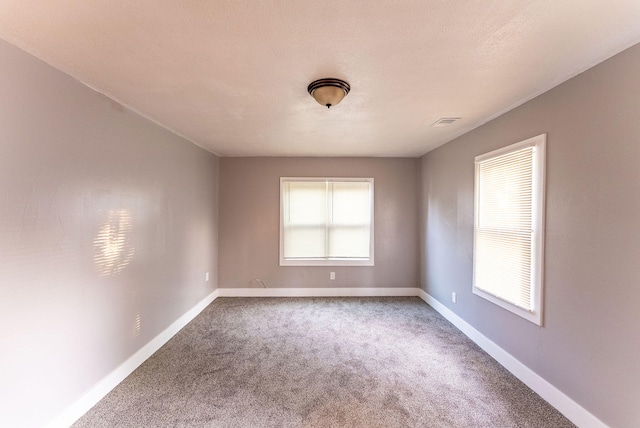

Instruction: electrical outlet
[205,272,209,282]
[452,292,457,303]
[330,272,336,280]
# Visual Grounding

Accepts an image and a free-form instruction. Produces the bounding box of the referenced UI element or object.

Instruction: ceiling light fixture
[307,78,350,109]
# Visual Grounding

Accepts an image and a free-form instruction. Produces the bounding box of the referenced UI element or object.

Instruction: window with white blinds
[473,134,546,325]
[280,178,374,266]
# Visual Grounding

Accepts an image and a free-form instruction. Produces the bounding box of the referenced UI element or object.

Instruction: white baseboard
[47,287,603,428]
[217,287,421,298]
[47,289,220,428]
[417,290,607,428]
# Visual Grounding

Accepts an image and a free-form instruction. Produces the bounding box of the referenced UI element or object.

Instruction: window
[280,177,374,266]
[473,134,546,325]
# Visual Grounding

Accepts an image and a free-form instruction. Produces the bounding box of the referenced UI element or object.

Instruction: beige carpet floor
[74,297,574,427]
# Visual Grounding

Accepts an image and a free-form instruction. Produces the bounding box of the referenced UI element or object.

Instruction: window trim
[279,177,375,267]
[472,134,546,325]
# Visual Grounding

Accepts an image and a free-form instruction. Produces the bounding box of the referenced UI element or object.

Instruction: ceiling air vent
[431,117,460,127]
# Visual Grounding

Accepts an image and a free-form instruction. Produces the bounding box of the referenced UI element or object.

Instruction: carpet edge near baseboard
[48,287,607,428]
[45,289,220,428]
[419,290,608,428]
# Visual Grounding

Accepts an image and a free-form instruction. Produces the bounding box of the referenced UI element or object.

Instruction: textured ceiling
[1,1,640,157]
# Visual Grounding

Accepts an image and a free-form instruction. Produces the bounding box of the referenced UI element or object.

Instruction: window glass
[473,134,546,325]
[280,178,374,266]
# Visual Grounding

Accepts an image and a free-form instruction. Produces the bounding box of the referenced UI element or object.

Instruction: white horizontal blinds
[283,181,327,258]
[475,146,534,310]
[329,181,371,258]
[283,179,372,260]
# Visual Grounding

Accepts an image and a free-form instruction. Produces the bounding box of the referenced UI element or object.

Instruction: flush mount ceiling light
[307,78,350,108]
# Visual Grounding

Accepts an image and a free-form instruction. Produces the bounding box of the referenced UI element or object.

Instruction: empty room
[1,2,639,427]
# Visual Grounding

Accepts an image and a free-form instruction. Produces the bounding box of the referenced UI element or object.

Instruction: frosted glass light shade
[307,78,350,108]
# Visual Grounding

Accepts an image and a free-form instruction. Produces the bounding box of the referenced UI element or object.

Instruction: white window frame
[472,134,546,325]
[279,177,375,267]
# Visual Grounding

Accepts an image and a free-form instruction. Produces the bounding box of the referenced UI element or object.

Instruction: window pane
[331,182,371,225]
[328,226,370,258]
[477,148,533,231]
[475,229,532,309]
[287,181,326,225]
[284,226,326,258]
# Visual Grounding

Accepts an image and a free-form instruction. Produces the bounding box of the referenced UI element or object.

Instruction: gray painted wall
[0,39,219,426]
[419,43,640,427]
[219,157,420,289]
[4,26,638,427]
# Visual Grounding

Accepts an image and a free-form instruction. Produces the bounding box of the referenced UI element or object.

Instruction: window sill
[280,258,374,267]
